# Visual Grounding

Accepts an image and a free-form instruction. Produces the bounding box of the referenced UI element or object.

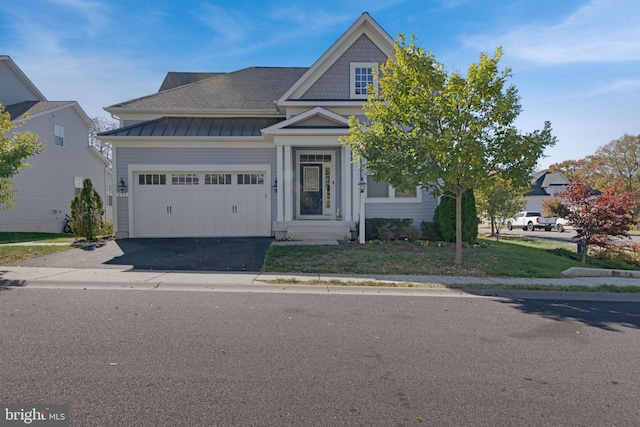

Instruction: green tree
[475,177,525,239]
[0,104,42,210]
[342,36,556,264]
[434,188,478,244]
[541,196,568,218]
[70,178,104,241]
[549,133,640,193]
[596,134,640,193]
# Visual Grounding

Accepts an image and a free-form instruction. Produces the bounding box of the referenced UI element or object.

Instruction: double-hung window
[54,125,64,146]
[350,62,377,99]
[366,176,421,203]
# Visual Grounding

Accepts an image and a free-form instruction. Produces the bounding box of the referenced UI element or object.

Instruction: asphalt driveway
[11,237,274,272]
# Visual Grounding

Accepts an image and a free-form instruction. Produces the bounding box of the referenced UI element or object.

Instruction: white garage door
[133,171,270,237]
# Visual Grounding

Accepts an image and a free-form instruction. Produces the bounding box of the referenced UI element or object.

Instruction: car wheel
[527,222,534,231]
[557,224,564,233]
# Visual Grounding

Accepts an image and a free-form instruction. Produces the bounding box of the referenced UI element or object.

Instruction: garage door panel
[236,188,268,235]
[133,170,269,238]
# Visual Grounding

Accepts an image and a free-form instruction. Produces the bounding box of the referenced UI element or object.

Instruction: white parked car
[555,217,576,233]
[506,211,558,231]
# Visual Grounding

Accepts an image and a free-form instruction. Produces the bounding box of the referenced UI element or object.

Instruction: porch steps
[273,220,353,241]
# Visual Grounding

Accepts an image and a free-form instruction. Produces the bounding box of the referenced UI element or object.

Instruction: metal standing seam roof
[99,117,285,138]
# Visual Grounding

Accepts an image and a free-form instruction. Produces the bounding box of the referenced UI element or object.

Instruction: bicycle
[63,214,72,234]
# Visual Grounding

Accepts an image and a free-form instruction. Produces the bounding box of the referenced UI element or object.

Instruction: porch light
[358,175,366,193]
[117,177,127,196]
[358,170,366,244]
[272,178,277,192]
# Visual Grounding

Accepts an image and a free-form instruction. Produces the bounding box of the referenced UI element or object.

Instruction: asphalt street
[2,286,640,426]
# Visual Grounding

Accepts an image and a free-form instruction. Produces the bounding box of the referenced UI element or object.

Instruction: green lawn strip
[261,278,640,294]
[0,232,74,244]
[263,236,638,277]
[0,245,74,265]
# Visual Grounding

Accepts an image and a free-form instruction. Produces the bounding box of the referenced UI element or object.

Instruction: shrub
[433,189,478,243]
[365,218,413,241]
[100,219,113,236]
[70,178,104,241]
[405,226,421,242]
[420,221,442,241]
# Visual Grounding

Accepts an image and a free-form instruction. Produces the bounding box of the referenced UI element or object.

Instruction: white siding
[0,106,109,232]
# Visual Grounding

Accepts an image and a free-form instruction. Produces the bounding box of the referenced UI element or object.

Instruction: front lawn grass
[0,245,73,265]
[263,236,638,278]
[0,232,74,244]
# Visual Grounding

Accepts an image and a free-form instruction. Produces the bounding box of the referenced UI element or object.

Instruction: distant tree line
[549,133,640,192]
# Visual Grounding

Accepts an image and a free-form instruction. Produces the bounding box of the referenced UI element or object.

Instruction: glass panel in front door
[300,164,322,215]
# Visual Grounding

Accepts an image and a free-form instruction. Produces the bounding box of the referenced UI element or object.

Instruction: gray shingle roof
[5,100,73,120]
[99,116,284,138]
[158,72,223,92]
[109,67,308,112]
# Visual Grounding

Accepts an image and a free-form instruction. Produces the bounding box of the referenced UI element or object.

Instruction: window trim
[54,124,64,146]
[365,175,422,204]
[350,62,378,99]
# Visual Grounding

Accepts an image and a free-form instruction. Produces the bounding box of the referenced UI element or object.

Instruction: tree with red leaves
[560,181,640,263]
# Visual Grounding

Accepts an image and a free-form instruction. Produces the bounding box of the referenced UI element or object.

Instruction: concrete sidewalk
[2,266,640,301]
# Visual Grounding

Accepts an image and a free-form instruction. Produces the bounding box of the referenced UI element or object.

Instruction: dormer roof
[278,12,394,105]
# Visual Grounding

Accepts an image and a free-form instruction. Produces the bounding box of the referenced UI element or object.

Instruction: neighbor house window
[350,62,377,99]
[54,125,64,146]
[366,176,420,203]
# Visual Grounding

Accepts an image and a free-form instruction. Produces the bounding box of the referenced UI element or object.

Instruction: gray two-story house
[100,12,437,240]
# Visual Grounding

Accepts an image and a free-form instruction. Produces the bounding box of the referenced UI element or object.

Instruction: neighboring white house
[524,171,571,213]
[99,13,437,240]
[0,56,111,233]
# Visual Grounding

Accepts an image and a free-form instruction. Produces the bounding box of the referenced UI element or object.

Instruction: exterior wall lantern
[272,178,278,192]
[358,169,366,244]
[117,177,127,196]
[358,175,366,193]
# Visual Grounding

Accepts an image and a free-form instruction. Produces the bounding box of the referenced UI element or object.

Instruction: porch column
[343,146,352,221]
[284,145,293,221]
[276,145,284,222]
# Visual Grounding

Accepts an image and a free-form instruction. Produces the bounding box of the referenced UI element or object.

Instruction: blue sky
[1,0,639,170]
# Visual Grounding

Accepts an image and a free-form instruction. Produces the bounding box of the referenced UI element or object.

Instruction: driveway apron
[10,237,274,272]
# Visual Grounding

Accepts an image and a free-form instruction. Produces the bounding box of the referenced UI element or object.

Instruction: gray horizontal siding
[115,147,277,235]
[0,60,42,106]
[0,106,109,232]
[300,34,388,100]
[365,189,438,226]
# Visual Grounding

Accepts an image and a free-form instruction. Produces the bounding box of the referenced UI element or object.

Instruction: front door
[300,163,322,215]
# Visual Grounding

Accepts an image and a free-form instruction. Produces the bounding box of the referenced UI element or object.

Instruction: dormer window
[350,62,377,99]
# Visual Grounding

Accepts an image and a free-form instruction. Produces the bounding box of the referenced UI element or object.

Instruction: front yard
[263,236,639,278]
[1,232,638,280]
[0,232,74,265]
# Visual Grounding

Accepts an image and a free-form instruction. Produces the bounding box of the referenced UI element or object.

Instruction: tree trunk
[455,189,463,265]
[581,243,587,264]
